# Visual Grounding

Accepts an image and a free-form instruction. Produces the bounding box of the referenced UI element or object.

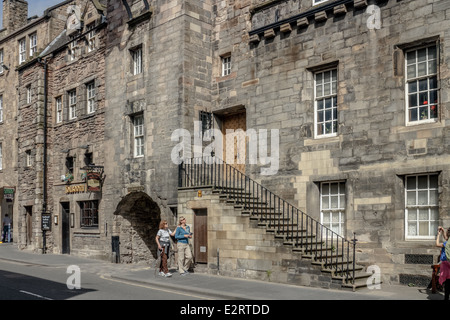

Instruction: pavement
[0,242,444,300]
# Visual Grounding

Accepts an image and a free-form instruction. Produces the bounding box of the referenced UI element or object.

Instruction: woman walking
[156,220,175,277]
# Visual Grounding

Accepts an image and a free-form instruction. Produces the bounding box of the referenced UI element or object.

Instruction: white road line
[100,275,214,300]
[19,290,53,300]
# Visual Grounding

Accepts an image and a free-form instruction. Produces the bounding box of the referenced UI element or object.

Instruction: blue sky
[1,0,64,27]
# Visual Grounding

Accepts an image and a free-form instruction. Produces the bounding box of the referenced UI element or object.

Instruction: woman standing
[175,216,193,276]
[156,220,175,277]
[437,226,450,299]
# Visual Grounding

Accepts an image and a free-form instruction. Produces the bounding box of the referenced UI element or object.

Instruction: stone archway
[113,192,161,264]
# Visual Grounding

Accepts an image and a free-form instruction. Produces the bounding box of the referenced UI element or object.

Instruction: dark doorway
[61,202,70,254]
[194,209,207,263]
[25,206,32,246]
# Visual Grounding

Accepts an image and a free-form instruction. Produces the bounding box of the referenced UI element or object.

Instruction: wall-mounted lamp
[54,215,58,225]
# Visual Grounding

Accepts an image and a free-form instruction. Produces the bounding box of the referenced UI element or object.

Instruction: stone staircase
[211,186,375,291]
[179,157,379,291]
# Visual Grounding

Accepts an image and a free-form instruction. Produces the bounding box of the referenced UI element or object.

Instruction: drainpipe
[37,57,48,253]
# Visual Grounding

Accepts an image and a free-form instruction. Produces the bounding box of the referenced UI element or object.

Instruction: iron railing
[178,156,357,284]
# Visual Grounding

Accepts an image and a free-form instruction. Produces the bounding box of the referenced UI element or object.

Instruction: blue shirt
[441,241,447,262]
[175,226,191,244]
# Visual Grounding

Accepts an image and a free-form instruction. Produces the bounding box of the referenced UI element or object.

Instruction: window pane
[318,110,324,122]
[430,190,438,206]
[406,176,416,190]
[418,221,429,236]
[317,99,324,110]
[330,196,339,208]
[418,190,428,205]
[419,79,428,91]
[429,175,438,188]
[408,81,417,93]
[409,94,417,107]
[419,208,429,220]
[410,108,418,122]
[429,76,438,89]
[316,85,323,97]
[408,210,417,221]
[418,175,428,189]
[407,65,416,79]
[417,48,427,62]
[417,62,427,77]
[428,60,437,74]
[428,46,436,60]
[407,191,416,205]
[406,51,416,64]
[322,183,329,195]
[408,223,417,236]
[323,83,330,95]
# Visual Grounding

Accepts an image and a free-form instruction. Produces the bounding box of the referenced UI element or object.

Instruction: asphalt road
[0,259,214,300]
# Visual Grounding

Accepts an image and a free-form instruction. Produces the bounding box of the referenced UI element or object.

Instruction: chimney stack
[2,0,28,35]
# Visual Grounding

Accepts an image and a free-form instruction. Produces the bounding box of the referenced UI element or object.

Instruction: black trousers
[445,280,450,300]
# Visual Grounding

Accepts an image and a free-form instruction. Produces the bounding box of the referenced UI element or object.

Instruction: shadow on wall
[113,191,161,263]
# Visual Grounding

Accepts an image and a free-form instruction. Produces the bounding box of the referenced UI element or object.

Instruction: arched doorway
[113,192,161,263]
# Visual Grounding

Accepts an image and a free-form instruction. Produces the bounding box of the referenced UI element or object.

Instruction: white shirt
[3,216,11,226]
[157,229,172,243]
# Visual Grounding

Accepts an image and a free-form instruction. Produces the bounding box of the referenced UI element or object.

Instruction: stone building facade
[16,0,108,258]
[0,0,72,245]
[4,0,450,288]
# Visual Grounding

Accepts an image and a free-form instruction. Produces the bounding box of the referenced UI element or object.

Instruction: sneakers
[159,272,172,277]
[180,270,190,276]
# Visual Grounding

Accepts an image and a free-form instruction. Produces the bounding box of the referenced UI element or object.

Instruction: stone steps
[217,187,376,291]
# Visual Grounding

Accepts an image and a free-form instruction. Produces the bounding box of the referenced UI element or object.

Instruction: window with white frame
[69,36,77,61]
[56,96,63,123]
[405,174,439,239]
[315,69,338,137]
[0,49,4,74]
[68,90,77,119]
[86,81,95,113]
[131,47,142,75]
[29,33,37,57]
[26,85,31,104]
[26,150,32,167]
[320,181,345,236]
[406,45,438,124]
[221,55,231,76]
[0,95,3,122]
[133,114,144,157]
[87,24,96,52]
[19,38,26,64]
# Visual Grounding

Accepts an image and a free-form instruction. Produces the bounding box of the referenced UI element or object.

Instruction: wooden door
[194,209,207,263]
[61,202,70,254]
[222,112,246,173]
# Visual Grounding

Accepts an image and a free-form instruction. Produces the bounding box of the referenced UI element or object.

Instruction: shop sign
[66,185,86,194]
[4,187,15,200]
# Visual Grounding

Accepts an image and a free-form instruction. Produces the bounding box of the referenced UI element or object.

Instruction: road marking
[100,275,215,300]
[19,290,53,300]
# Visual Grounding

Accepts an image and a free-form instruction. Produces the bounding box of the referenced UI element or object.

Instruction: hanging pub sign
[87,171,101,192]
[82,165,104,192]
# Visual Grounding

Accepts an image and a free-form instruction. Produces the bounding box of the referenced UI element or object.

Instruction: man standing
[2,214,11,243]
